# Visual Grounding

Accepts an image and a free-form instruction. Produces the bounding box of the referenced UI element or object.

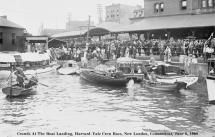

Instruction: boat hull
[156,75,198,88]
[142,79,186,92]
[206,76,215,103]
[2,85,37,97]
[80,70,129,87]
[57,68,79,75]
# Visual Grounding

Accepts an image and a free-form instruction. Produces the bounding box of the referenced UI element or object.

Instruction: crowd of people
[53,37,215,63]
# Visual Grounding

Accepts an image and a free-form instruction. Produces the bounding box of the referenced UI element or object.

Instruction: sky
[0,0,144,35]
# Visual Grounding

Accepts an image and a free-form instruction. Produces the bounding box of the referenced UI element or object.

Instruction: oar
[37,82,49,87]
[25,78,49,87]
[19,74,49,87]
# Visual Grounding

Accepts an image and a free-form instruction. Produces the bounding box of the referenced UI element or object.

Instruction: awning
[52,30,88,38]
[26,36,49,43]
[0,54,16,63]
[52,25,114,38]
[115,14,215,32]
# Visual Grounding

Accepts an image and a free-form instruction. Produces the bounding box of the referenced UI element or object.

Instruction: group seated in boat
[94,64,124,78]
[116,57,149,81]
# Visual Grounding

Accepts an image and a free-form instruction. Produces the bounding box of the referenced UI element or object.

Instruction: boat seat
[165,72,178,76]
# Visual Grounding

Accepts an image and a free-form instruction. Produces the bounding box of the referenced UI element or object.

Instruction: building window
[0,32,3,44]
[12,33,15,45]
[181,0,187,10]
[208,0,213,7]
[154,3,160,13]
[202,0,207,8]
[160,3,164,12]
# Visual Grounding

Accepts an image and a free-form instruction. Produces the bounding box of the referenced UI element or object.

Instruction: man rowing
[13,66,38,88]
[13,66,27,87]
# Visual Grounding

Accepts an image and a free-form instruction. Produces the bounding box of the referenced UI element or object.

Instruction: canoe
[2,85,37,97]
[80,70,129,87]
[142,79,187,92]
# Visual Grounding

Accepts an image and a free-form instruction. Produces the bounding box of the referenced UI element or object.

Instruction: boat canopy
[15,53,50,62]
[95,64,116,72]
[116,57,143,64]
[0,53,50,63]
[0,54,16,63]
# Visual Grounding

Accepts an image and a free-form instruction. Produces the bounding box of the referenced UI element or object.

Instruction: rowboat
[57,60,79,75]
[80,69,129,87]
[2,85,37,97]
[2,76,38,97]
[142,79,187,92]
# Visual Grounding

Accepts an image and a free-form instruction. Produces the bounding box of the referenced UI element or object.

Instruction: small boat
[2,85,37,97]
[142,79,187,92]
[155,75,198,88]
[149,63,198,88]
[2,76,38,97]
[57,60,79,75]
[80,69,129,87]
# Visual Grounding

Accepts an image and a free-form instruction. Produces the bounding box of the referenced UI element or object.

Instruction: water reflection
[1,96,30,125]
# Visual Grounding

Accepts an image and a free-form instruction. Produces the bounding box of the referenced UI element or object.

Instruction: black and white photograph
[0,0,215,136]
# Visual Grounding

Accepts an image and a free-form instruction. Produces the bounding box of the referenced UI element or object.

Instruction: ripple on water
[0,73,215,135]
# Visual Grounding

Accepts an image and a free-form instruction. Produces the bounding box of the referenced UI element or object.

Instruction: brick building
[144,0,215,17]
[105,4,137,24]
[126,0,215,39]
[0,16,25,51]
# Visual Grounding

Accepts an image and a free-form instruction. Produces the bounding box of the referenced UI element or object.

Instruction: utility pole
[67,12,72,31]
[38,22,44,35]
[97,4,103,24]
[86,15,91,42]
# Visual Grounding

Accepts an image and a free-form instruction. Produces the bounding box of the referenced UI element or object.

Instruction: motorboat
[149,62,198,88]
[57,60,80,75]
[0,52,58,80]
[142,79,187,92]
[116,57,148,82]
